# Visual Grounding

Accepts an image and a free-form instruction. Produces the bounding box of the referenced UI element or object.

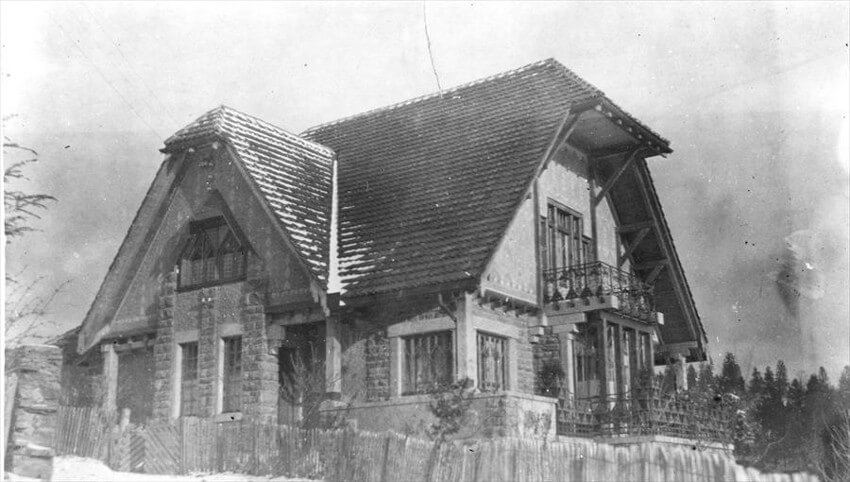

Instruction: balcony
[556,391,734,445]
[542,261,657,323]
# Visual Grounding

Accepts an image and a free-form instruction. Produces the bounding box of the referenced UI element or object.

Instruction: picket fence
[54,406,817,482]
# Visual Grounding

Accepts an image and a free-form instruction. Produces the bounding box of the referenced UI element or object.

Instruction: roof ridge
[215,105,337,157]
[302,58,560,135]
[166,105,336,157]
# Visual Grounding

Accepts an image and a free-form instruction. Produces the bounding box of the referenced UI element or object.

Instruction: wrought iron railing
[556,391,734,444]
[542,261,655,321]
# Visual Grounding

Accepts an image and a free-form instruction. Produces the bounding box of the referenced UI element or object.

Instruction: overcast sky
[2,2,848,380]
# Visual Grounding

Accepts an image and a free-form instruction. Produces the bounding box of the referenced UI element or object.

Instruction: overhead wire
[80,2,182,127]
[64,6,170,133]
[49,11,166,143]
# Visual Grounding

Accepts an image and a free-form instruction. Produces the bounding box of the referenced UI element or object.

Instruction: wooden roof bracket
[632,159,703,345]
[618,226,651,268]
[593,148,645,207]
[437,292,458,323]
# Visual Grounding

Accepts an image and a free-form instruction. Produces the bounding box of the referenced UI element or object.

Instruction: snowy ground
[5,456,317,482]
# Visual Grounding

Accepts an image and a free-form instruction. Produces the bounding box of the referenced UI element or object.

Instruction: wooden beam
[619,227,650,267]
[594,149,642,206]
[646,263,666,285]
[589,162,599,261]
[617,220,654,233]
[632,259,668,271]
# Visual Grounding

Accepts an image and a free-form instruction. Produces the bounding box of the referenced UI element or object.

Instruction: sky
[2,2,848,381]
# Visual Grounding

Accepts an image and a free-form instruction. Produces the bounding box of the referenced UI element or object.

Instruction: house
[60,59,713,441]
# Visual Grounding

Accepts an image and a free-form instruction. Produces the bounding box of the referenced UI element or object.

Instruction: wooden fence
[53,406,817,482]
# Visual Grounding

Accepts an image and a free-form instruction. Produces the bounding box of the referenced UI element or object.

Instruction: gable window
[402,331,453,395]
[221,336,243,413]
[179,342,200,416]
[478,332,507,391]
[540,204,586,271]
[178,217,246,290]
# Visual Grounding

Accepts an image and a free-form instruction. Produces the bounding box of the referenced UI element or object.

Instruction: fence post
[379,433,392,482]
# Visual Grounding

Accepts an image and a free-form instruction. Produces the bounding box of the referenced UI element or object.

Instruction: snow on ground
[4,456,318,482]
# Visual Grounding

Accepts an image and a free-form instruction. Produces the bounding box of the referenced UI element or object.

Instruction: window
[178,217,246,289]
[622,328,633,396]
[222,336,242,413]
[541,204,587,271]
[402,331,453,395]
[477,332,507,391]
[574,324,600,399]
[180,342,200,416]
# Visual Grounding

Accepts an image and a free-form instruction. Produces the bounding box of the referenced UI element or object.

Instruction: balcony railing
[556,391,735,445]
[542,261,655,321]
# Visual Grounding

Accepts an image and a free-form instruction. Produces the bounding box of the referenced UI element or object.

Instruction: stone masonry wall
[365,330,390,401]
[5,345,62,480]
[152,271,177,419]
[241,294,277,423]
[196,290,216,416]
[151,271,278,422]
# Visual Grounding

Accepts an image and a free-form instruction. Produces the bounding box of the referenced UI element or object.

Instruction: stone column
[455,292,477,387]
[152,271,177,419]
[101,343,118,414]
[673,352,687,392]
[5,345,62,480]
[241,292,278,424]
[325,315,342,398]
[552,324,576,401]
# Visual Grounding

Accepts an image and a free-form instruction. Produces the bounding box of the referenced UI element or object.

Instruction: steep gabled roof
[164,106,335,284]
[78,107,334,352]
[302,58,664,298]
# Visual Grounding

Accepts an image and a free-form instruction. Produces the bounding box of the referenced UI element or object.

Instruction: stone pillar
[198,290,218,416]
[101,343,118,413]
[325,315,342,398]
[552,324,576,401]
[673,353,687,392]
[455,292,477,386]
[152,271,177,419]
[5,345,62,480]
[241,293,278,424]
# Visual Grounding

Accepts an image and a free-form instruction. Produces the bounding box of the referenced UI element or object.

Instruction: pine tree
[748,367,765,402]
[763,366,776,399]
[775,360,789,402]
[718,352,745,397]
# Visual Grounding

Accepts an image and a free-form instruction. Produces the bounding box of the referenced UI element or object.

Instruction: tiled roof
[303,59,609,297]
[164,106,335,284]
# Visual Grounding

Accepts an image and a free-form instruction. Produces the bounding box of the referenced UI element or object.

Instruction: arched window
[178,217,246,289]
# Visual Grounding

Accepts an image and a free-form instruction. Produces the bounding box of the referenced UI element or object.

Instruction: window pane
[402,331,453,395]
[177,218,247,289]
[478,332,507,391]
[543,205,589,271]
[180,342,199,416]
[222,336,242,412]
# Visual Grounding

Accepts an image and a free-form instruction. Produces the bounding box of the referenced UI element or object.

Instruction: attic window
[178,217,246,290]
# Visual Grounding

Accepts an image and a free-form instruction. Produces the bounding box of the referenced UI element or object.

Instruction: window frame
[477,331,508,392]
[179,341,200,417]
[221,335,243,414]
[540,201,588,272]
[177,217,247,291]
[401,330,455,395]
